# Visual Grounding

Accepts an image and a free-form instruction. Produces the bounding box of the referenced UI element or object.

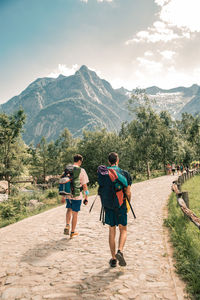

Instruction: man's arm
[82,183,89,200]
[80,168,89,204]
[124,185,131,202]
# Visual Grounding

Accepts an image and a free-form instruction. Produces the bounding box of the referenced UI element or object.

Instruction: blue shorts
[66,199,82,212]
[105,207,127,227]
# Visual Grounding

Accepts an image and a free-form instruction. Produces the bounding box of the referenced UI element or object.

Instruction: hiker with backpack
[97,152,133,268]
[59,154,89,238]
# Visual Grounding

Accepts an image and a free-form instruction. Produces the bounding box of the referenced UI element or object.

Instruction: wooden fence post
[184,173,187,181]
[177,183,182,192]
[178,175,183,185]
[182,191,189,208]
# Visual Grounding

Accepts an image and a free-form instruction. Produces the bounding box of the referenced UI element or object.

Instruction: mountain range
[1,65,200,145]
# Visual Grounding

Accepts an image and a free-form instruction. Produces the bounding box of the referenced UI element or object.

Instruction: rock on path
[0,175,188,300]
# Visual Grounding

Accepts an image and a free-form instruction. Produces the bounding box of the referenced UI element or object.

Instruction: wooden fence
[171,169,200,230]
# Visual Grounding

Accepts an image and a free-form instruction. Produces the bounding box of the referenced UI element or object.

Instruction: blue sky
[1,0,200,103]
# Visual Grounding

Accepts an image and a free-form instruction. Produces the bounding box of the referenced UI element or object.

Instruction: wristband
[85,190,89,196]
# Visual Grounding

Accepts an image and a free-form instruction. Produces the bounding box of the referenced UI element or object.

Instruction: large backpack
[59,165,81,197]
[97,165,128,210]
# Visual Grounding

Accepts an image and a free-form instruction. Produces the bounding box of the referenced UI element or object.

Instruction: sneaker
[116,250,126,266]
[64,225,70,235]
[109,259,117,268]
[70,232,78,239]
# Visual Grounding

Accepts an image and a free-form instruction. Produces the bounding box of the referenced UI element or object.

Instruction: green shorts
[105,207,127,227]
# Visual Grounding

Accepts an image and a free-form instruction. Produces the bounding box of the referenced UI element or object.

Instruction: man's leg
[66,208,72,226]
[70,200,82,238]
[108,226,117,267]
[116,224,127,266]
[118,224,127,252]
[71,211,78,233]
[109,226,116,259]
[64,208,72,235]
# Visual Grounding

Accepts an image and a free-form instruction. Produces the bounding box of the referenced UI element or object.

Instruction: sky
[1,0,200,104]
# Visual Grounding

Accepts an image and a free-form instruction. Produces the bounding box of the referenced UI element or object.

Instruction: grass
[0,185,98,228]
[165,175,200,299]
[133,169,165,183]
[0,188,61,228]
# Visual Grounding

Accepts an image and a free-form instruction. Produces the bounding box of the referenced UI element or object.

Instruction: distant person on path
[171,163,176,175]
[180,163,184,174]
[176,164,180,175]
[186,165,190,174]
[61,154,89,238]
[98,152,132,268]
[166,163,171,175]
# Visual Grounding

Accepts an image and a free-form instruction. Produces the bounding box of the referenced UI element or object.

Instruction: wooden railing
[171,169,200,230]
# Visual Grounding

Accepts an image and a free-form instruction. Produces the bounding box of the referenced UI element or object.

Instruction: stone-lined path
[0,176,188,300]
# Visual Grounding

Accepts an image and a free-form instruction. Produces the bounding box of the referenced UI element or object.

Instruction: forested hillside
[1,66,199,145]
[1,90,200,188]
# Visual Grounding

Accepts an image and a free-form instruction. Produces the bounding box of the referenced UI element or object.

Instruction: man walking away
[171,163,176,175]
[64,154,89,238]
[99,152,132,267]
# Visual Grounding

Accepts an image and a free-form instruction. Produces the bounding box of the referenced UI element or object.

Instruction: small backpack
[97,165,128,210]
[59,165,81,197]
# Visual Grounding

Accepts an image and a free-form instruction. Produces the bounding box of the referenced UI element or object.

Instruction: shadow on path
[21,237,70,264]
[73,267,124,298]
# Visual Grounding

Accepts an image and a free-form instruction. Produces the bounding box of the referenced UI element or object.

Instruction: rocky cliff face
[178,86,200,116]
[1,66,130,145]
[1,65,200,145]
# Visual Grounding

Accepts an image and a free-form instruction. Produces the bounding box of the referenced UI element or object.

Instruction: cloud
[126,0,200,45]
[112,65,199,90]
[136,57,163,73]
[159,50,176,59]
[80,0,113,3]
[144,51,154,57]
[159,0,200,32]
[48,64,79,78]
[126,21,190,44]
[154,0,168,6]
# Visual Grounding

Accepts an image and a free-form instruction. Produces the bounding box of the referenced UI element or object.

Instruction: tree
[28,128,77,181]
[128,89,160,179]
[56,128,76,169]
[188,115,200,160]
[158,111,177,173]
[77,129,128,185]
[0,110,26,193]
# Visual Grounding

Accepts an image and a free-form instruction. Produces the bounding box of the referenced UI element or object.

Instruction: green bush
[10,186,20,196]
[46,189,58,198]
[0,202,16,219]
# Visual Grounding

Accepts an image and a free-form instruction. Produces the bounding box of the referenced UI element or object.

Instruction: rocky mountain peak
[1,65,200,145]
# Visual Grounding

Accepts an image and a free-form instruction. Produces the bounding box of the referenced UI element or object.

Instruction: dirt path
[0,175,188,300]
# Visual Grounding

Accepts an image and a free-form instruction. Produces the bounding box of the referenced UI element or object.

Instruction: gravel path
[0,175,188,300]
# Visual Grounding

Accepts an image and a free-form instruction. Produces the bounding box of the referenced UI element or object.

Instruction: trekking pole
[127,198,136,219]
[89,194,98,213]
[125,194,136,219]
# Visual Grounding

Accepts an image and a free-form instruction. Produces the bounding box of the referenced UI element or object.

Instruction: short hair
[74,154,83,162]
[108,152,119,165]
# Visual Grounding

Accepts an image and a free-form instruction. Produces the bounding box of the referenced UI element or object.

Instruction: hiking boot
[64,225,70,235]
[116,250,126,266]
[70,232,78,239]
[109,259,117,268]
